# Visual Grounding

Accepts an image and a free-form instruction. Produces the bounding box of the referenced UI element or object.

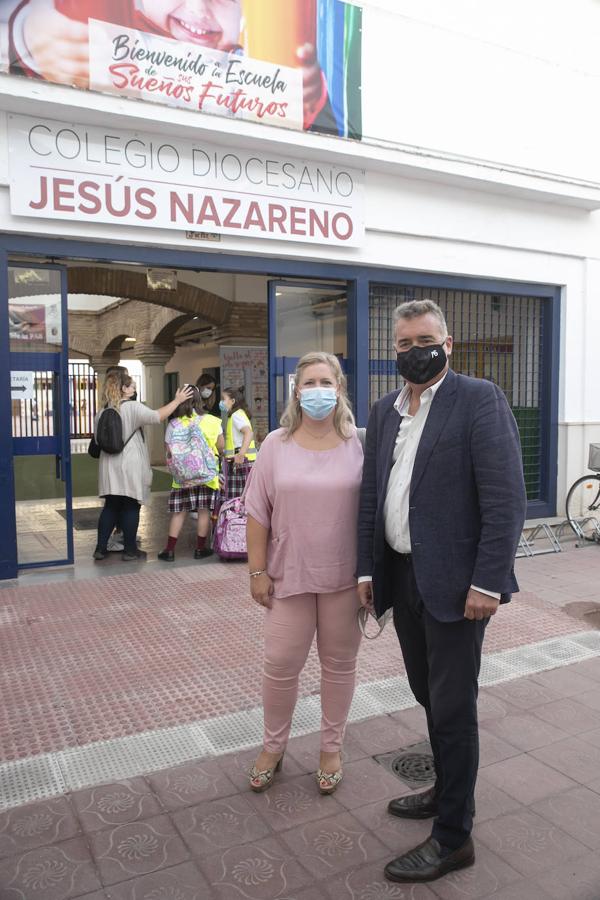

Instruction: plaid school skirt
[224,460,254,500]
[168,484,218,513]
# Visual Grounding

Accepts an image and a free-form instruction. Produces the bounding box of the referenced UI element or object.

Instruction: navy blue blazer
[357,369,527,622]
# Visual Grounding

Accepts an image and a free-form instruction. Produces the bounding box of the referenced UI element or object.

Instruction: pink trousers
[262,587,362,753]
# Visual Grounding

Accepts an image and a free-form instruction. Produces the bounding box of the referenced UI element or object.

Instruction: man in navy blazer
[357,299,527,884]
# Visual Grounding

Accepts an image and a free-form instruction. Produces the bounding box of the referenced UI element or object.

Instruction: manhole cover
[392,752,435,784]
[374,740,435,789]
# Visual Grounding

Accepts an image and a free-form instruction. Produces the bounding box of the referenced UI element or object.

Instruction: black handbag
[88,435,101,459]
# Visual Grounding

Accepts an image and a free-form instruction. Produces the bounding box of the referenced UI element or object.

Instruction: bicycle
[566,443,600,542]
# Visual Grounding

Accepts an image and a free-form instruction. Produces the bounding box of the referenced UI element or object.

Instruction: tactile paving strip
[1,629,599,810]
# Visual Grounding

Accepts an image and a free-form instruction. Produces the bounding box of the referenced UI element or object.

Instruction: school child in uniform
[220,386,256,500]
[158,385,223,561]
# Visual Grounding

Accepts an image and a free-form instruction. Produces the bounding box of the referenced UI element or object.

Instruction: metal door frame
[267,279,351,430]
[3,261,73,576]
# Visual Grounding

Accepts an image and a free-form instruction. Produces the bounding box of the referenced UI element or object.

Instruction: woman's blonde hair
[101,371,131,410]
[280,351,355,439]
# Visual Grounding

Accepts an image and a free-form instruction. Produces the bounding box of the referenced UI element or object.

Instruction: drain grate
[374,740,435,789]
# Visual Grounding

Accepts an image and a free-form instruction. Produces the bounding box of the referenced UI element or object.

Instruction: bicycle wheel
[566,474,600,540]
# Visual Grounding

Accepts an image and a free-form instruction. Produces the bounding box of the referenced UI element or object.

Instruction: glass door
[268,281,347,429]
[9,264,73,569]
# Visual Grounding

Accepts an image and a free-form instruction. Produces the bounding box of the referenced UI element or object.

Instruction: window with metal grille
[68,362,97,438]
[369,284,544,500]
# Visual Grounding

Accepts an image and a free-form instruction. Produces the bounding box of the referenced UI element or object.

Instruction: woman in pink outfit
[244,351,364,795]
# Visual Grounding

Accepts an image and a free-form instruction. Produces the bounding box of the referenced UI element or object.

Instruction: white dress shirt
[359,373,500,601]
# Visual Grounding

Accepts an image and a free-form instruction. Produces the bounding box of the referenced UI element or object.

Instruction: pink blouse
[244,428,364,599]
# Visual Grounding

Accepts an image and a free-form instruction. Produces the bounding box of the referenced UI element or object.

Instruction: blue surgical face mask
[299,387,337,421]
[219,400,228,413]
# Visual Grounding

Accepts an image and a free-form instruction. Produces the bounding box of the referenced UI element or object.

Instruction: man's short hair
[393,299,448,339]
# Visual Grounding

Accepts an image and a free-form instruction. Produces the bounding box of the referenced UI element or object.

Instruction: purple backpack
[212,460,248,560]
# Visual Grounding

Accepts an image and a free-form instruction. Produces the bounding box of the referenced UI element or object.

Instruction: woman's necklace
[301,424,335,440]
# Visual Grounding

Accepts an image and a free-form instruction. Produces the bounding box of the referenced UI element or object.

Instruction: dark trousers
[97,495,140,555]
[389,547,486,849]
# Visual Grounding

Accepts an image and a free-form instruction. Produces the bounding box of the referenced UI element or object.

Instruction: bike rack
[517,522,563,557]
[564,516,600,548]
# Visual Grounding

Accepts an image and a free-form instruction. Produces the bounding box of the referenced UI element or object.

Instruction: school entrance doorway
[4,253,348,580]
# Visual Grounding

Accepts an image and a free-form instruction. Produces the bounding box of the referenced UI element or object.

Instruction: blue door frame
[3,262,74,579]
[0,236,561,579]
[267,279,349,431]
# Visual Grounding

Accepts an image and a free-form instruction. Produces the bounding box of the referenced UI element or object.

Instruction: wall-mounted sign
[11,371,35,401]
[8,114,364,247]
[4,2,362,140]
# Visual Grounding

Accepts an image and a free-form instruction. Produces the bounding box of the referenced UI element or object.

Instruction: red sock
[166,535,178,551]
[196,535,207,550]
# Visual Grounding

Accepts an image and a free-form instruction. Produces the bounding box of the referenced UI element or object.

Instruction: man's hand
[464,588,499,621]
[233,451,246,466]
[357,580,374,614]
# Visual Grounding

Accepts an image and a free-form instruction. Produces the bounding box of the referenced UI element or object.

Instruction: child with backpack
[158,386,224,561]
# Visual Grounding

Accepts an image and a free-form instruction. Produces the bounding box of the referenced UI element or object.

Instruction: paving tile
[71,777,162,833]
[0,795,79,859]
[479,753,577,805]
[280,810,388,880]
[531,736,600,785]
[89,814,189,885]
[389,704,430,736]
[197,835,311,900]
[531,785,600,850]
[565,657,600,682]
[105,860,213,899]
[285,730,367,773]
[488,679,562,711]
[173,793,270,857]
[333,757,412,811]
[326,860,437,899]
[531,699,600,735]
[575,689,600,712]
[480,711,569,752]
[480,882,553,900]
[473,775,522,823]
[146,759,238,811]
[345,715,423,756]
[475,810,588,878]
[0,836,101,900]
[246,773,344,830]
[351,800,432,853]
[535,853,600,900]
[531,667,600,697]
[478,728,521,767]
[428,842,521,899]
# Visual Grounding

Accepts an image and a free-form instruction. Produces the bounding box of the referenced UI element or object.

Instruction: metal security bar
[369,284,545,501]
[69,362,97,438]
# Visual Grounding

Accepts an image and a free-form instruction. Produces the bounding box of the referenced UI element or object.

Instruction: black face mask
[396,344,447,385]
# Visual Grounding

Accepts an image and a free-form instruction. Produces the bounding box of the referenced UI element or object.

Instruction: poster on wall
[9,296,62,344]
[2,0,362,139]
[220,345,268,444]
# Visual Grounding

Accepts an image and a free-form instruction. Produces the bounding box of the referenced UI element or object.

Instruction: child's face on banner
[137,0,241,49]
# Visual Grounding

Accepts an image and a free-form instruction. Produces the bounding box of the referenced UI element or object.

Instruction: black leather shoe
[388,786,438,819]
[385,836,475,883]
[194,548,213,559]
[93,548,107,560]
[158,549,175,561]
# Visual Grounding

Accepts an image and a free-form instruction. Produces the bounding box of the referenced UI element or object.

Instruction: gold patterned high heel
[249,753,284,792]
[316,753,343,795]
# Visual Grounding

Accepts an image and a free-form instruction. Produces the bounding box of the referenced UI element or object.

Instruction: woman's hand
[24,4,90,88]
[233,451,246,466]
[174,385,194,404]
[250,572,274,609]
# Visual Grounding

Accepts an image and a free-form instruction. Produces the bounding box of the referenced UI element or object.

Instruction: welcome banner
[4,0,362,139]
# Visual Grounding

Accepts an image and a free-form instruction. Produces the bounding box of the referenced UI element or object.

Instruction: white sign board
[8,115,365,247]
[11,371,34,401]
